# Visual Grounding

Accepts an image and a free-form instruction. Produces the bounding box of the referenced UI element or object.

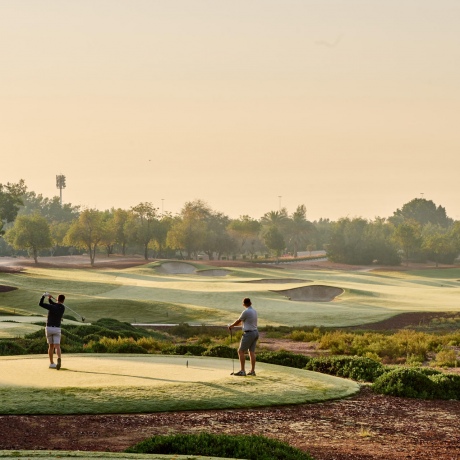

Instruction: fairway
[0,354,358,415]
[1,261,460,329]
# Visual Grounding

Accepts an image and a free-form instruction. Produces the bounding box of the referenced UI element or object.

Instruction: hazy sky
[1,1,459,221]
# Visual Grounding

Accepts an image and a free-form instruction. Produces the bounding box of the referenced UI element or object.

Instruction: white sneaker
[49,363,57,369]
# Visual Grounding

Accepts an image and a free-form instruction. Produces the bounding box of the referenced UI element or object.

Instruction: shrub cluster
[126,432,314,460]
[304,356,386,382]
[372,368,460,400]
[258,350,311,369]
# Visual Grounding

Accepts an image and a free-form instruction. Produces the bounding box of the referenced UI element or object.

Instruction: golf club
[44,293,86,322]
[229,327,235,375]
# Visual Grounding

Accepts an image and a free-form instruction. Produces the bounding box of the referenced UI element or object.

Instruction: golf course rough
[0,354,359,415]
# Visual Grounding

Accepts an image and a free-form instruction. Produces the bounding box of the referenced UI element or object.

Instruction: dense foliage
[3,180,459,265]
[126,432,315,460]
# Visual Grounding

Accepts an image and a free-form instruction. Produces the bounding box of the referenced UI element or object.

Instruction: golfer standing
[39,293,65,370]
[228,297,259,376]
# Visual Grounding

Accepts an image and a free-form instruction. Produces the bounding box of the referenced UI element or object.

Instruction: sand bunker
[272,285,344,302]
[158,262,196,274]
[197,269,231,277]
[243,278,309,284]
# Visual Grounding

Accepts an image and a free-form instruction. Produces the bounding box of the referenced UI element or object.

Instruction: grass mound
[126,432,315,460]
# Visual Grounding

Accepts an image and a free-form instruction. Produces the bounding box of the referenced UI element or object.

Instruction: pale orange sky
[1,1,460,220]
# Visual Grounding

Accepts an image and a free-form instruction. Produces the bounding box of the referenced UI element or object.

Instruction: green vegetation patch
[127,433,315,460]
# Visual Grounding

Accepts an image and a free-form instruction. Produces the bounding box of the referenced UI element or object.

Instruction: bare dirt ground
[1,256,460,459]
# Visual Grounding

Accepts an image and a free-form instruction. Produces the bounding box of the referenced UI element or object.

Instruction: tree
[112,208,130,255]
[327,217,400,265]
[422,225,457,266]
[64,209,107,266]
[0,179,27,234]
[390,198,452,228]
[19,191,80,223]
[130,203,159,260]
[166,201,209,259]
[149,213,174,258]
[228,216,262,259]
[392,220,422,265]
[5,214,52,263]
[286,205,314,257]
[263,226,285,259]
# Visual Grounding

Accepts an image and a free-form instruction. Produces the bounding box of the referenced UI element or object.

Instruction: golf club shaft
[49,295,84,320]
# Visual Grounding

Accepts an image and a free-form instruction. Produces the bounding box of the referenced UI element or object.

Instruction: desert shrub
[62,324,101,336]
[136,337,165,352]
[0,340,26,356]
[318,331,355,354]
[372,368,437,399]
[428,373,460,400]
[257,350,311,369]
[115,341,148,354]
[203,345,237,359]
[414,367,442,377]
[289,328,323,342]
[83,334,102,343]
[97,337,148,354]
[84,341,108,353]
[24,329,47,340]
[24,338,48,354]
[305,356,385,382]
[172,344,207,356]
[126,432,314,460]
[432,349,458,368]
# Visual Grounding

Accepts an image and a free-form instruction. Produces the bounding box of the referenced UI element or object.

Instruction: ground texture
[0,386,459,460]
[1,256,460,459]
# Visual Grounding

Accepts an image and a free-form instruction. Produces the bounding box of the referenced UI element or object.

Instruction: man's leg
[238,349,246,371]
[48,344,54,364]
[249,350,256,373]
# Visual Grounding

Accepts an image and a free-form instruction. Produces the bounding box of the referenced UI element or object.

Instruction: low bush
[372,368,437,399]
[0,340,26,356]
[84,341,108,353]
[125,432,315,460]
[304,356,385,382]
[257,350,311,369]
[97,337,148,354]
[203,345,237,359]
[429,373,460,400]
[24,338,48,354]
[172,344,207,356]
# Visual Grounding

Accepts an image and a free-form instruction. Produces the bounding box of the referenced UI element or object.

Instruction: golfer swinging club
[39,292,66,370]
[228,297,259,376]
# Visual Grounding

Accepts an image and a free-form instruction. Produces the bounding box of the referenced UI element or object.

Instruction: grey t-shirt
[238,306,258,331]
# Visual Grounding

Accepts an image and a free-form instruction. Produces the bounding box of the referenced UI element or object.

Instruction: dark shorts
[239,330,259,352]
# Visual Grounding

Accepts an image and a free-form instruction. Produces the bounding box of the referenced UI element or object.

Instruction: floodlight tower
[56,174,66,206]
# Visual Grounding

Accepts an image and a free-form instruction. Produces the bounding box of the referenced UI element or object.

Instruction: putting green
[0,354,358,415]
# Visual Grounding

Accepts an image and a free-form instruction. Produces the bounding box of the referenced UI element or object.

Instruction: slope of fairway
[1,264,460,327]
[0,354,359,415]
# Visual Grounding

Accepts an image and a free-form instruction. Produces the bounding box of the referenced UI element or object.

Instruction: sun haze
[1,1,459,220]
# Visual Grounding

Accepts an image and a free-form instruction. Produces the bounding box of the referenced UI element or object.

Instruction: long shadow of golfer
[63,369,251,397]
[65,368,196,384]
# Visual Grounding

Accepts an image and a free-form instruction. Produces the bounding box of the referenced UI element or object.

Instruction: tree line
[1,179,459,266]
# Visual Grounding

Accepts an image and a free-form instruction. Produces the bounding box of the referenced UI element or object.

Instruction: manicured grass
[0,354,359,415]
[1,262,460,328]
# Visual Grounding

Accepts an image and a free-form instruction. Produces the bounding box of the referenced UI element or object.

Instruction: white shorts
[45,327,62,345]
